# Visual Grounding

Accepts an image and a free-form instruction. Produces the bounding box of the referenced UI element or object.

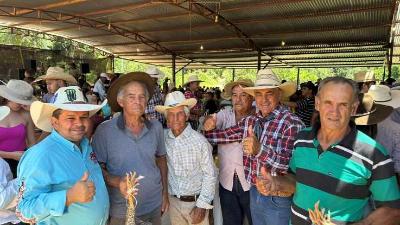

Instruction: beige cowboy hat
[242,69,296,98]
[30,86,107,132]
[34,67,78,84]
[0,106,10,121]
[145,66,165,79]
[155,91,197,115]
[0,79,36,105]
[184,74,203,86]
[107,72,155,112]
[353,93,393,126]
[222,79,254,99]
[353,71,375,83]
[367,85,400,108]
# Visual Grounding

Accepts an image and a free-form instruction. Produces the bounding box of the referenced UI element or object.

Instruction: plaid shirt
[205,105,304,185]
[146,86,165,125]
[184,90,202,121]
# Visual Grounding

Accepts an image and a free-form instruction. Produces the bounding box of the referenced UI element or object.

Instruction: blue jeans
[219,175,252,225]
[249,186,292,225]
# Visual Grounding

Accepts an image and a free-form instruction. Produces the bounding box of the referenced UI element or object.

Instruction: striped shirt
[295,96,314,127]
[205,105,304,184]
[289,122,400,225]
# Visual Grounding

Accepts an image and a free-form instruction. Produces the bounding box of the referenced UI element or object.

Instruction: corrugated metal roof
[0,0,396,69]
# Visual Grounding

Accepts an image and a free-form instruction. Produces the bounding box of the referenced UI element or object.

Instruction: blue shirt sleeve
[92,124,108,164]
[16,149,67,222]
[155,121,167,157]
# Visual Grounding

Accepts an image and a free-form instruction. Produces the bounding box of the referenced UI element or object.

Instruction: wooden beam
[80,1,155,17]
[13,0,89,16]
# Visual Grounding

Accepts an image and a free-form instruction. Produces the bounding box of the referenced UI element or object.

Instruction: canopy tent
[0,0,397,79]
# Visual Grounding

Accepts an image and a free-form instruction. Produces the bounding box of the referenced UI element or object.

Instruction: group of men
[11,67,400,225]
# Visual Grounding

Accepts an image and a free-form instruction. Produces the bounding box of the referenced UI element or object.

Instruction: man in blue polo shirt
[16,86,110,225]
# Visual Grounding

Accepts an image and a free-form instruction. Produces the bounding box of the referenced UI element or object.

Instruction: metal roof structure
[0,0,397,72]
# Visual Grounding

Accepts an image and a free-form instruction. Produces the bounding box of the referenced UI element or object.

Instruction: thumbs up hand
[256,167,276,196]
[242,125,261,155]
[66,171,96,206]
[203,114,217,131]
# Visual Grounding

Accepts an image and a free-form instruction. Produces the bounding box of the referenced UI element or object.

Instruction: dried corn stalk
[308,201,335,225]
[125,172,144,225]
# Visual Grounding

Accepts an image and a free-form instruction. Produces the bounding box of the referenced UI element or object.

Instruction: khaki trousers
[169,196,209,225]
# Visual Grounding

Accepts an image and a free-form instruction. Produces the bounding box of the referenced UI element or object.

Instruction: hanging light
[214,14,219,23]
[108,23,111,30]
[136,48,140,52]
[281,40,286,46]
[200,45,204,50]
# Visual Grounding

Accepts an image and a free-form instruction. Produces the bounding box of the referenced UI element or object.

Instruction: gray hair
[317,76,359,102]
[116,81,150,102]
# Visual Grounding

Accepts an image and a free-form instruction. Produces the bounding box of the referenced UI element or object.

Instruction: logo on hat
[65,89,77,102]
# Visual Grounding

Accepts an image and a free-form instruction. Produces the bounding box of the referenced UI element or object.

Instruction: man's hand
[119,174,141,199]
[256,166,277,196]
[242,125,260,155]
[190,207,207,224]
[66,172,95,206]
[10,151,24,161]
[203,114,217,131]
[161,192,169,215]
[353,207,400,225]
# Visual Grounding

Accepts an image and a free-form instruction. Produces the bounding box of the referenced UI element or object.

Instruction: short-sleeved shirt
[17,130,109,225]
[92,114,166,218]
[289,122,400,225]
[295,96,314,127]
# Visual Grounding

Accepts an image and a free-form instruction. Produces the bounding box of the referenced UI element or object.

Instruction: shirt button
[328,172,332,176]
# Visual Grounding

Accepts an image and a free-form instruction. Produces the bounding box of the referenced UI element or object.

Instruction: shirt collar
[49,129,89,152]
[167,123,192,139]
[257,104,286,121]
[117,112,152,130]
[311,120,358,150]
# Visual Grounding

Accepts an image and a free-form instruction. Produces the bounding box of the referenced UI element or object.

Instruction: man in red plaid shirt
[204,69,304,225]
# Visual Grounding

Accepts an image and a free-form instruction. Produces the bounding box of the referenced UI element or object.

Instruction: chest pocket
[173,143,201,177]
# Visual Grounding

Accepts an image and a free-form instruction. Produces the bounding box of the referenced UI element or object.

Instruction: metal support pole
[172,54,176,87]
[296,68,300,88]
[111,55,115,73]
[383,65,386,82]
[232,69,235,81]
[182,70,185,87]
[257,50,261,71]
[388,43,394,79]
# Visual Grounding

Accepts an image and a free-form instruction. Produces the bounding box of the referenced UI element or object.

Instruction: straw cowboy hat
[0,106,10,121]
[145,66,165,79]
[0,79,36,105]
[242,69,296,98]
[34,67,78,84]
[184,74,203,86]
[30,86,107,132]
[354,71,375,83]
[107,72,155,112]
[353,93,393,126]
[155,91,197,115]
[367,85,400,108]
[222,79,254,99]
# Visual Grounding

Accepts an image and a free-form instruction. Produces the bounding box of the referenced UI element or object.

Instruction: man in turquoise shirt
[16,86,110,225]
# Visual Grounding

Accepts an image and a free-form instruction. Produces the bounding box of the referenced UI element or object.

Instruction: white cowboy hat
[367,85,400,108]
[30,86,107,132]
[145,66,165,79]
[353,93,393,126]
[354,70,375,83]
[0,79,36,105]
[242,69,296,98]
[155,91,197,115]
[34,67,78,84]
[184,74,203,86]
[100,73,110,80]
[0,106,10,121]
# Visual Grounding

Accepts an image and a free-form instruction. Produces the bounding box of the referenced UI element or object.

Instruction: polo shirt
[289,122,400,225]
[17,130,109,225]
[92,114,166,218]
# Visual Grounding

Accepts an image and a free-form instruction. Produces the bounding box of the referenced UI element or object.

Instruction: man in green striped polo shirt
[259,77,400,224]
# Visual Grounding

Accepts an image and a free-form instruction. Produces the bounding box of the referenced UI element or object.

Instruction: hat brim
[223,80,254,99]
[30,100,107,132]
[243,81,297,98]
[107,72,155,112]
[154,98,197,115]
[375,90,400,109]
[184,80,203,86]
[353,104,393,125]
[0,106,10,121]
[0,86,35,105]
[34,74,78,84]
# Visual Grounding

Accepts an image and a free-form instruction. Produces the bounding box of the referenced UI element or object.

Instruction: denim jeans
[219,175,252,225]
[249,186,292,225]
